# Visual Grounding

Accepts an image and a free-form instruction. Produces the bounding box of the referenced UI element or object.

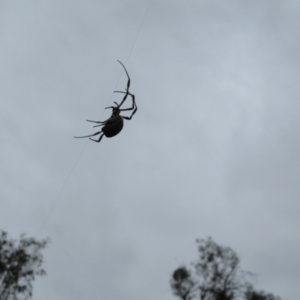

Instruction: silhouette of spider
[75,61,137,143]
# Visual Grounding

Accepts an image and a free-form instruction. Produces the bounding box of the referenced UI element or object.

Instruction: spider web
[39,0,153,236]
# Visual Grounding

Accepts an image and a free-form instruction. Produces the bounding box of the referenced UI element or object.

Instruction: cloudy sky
[1,0,300,299]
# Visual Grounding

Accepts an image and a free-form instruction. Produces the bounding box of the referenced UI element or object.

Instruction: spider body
[74,61,136,143]
[102,114,124,138]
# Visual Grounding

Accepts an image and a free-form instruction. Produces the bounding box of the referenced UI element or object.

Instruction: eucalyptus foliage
[0,231,48,300]
[171,237,281,300]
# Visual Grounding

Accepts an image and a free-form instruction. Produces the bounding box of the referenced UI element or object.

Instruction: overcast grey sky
[1,0,300,299]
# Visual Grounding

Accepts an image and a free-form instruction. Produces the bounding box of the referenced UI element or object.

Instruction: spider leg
[87,118,111,127]
[89,133,104,143]
[119,93,137,120]
[115,91,136,110]
[105,101,121,110]
[115,60,131,108]
[117,60,130,92]
[86,119,105,124]
[113,90,129,109]
[74,131,102,139]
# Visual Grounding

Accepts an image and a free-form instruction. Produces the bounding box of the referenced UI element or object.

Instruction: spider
[74,60,137,143]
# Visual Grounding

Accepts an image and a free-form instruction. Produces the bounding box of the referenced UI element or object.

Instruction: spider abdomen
[102,116,124,137]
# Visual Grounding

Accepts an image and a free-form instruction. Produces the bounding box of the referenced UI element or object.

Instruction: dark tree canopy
[0,231,49,300]
[245,285,282,300]
[172,266,196,300]
[170,237,282,300]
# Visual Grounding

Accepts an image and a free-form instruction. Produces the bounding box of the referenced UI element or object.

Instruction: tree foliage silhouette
[170,237,281,300]
[0,231,49,300]
[244,285,281,300]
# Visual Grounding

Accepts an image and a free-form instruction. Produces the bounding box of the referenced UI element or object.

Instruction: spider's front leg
[114,61,131,109]
[115,91,137,120]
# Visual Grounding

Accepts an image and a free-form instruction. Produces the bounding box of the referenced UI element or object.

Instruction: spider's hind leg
[89,133,105,143]
[74,131,102,139]
[86,119,105,124]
